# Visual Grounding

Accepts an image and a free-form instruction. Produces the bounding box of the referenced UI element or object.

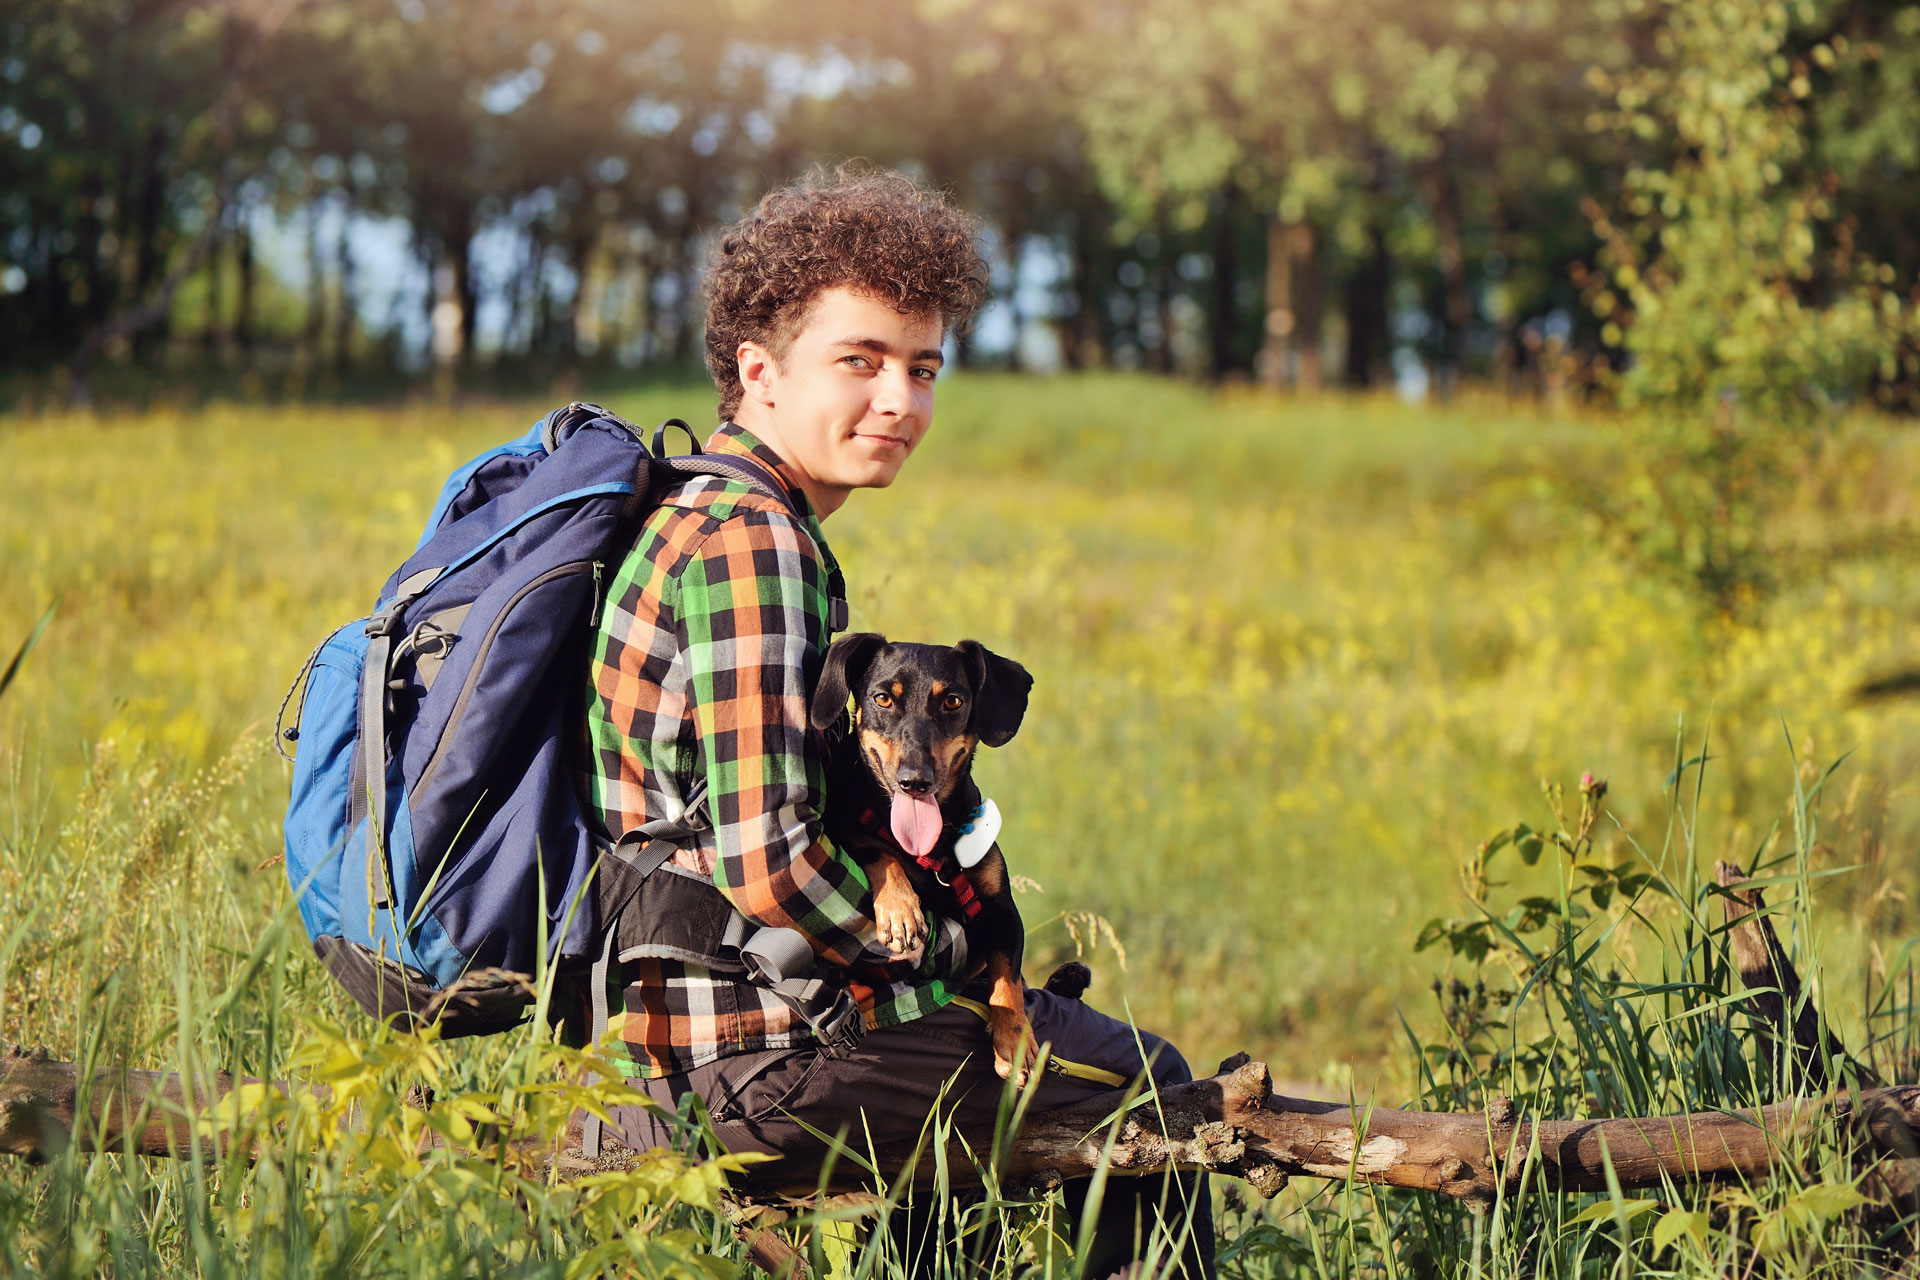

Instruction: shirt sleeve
[674,508,875,967]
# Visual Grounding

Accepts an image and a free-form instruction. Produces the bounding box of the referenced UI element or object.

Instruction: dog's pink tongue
[890,792,943,860]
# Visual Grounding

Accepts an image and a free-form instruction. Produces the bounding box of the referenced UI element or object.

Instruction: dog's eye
[872,692,893,709]
[942,694,965,712]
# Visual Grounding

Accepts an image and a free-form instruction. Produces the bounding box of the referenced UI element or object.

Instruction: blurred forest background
[6,0,1919,413]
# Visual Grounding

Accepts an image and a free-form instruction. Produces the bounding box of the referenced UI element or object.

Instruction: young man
[579,170,1214,1277]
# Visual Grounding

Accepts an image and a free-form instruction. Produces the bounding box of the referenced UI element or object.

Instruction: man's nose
[870,365,917,418]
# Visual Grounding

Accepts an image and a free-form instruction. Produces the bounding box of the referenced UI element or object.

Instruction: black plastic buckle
[814,995,866,1058]
[364,604,408,640]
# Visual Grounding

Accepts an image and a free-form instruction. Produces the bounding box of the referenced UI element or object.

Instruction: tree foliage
[1,0,1916,407]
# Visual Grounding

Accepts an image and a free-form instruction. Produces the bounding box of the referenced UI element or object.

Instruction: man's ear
[956,640,1033,747]
[737,339,780,412]
[810,632,887,730]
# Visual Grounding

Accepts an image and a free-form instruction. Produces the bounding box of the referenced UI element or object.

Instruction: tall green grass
[5,375,1920,1274]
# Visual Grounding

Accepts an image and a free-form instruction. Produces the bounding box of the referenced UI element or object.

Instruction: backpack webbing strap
[359,627,398,909]
[582,831,677,1161]
[358,570,438,911]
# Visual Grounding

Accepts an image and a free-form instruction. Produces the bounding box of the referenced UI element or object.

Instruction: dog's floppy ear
[810,632,887,730]
[956,640,1033,747]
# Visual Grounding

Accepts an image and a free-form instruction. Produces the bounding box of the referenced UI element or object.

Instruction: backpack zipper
[588,560,605,630]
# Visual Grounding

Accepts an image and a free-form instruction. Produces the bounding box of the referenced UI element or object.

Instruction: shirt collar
[705,423,815,519]
[704,422,838,573]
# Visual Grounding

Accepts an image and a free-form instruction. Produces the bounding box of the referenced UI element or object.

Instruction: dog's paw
[872,880,927,959]
[1043,961,1092,1001]
[988,1006,1040,1086]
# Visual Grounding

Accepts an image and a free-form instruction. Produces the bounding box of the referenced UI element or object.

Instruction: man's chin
[841,461,908,491]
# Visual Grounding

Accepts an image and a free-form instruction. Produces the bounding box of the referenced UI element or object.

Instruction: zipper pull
[588,561,605,630]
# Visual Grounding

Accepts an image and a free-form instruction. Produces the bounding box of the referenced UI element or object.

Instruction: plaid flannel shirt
[580,423,965,1078]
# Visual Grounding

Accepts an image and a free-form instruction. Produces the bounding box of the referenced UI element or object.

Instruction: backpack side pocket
[283,622,370,943]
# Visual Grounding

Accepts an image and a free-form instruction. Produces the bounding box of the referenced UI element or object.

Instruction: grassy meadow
[6,373,1920,1275]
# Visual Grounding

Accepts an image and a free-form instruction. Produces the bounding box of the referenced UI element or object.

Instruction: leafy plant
[1578,0,1920,616]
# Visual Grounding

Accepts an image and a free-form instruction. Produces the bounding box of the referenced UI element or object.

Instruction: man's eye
[841,354,872,369]
[912,366,939,381]
[942,694,965,712]
[872,692,893,709]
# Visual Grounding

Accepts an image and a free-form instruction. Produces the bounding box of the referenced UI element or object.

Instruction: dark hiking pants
[603,986,1216,1278]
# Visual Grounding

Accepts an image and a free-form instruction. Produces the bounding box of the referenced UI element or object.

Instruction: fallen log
[7,1045,1916,1205]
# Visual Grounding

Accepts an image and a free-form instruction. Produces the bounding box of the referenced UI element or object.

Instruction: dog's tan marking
[969,847,1008,897]
[929,680,946,698]
[890,680,904,700]
[931,733,977,799]
[860,725,901,781]
[984,955,1035,1083]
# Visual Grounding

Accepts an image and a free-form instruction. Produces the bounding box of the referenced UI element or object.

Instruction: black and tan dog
[809,633,1038,1081]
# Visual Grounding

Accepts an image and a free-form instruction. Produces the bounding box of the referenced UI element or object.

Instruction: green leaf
[1566,1197,1659,1226]
[1753,1209,1792,1256]
[1792,1181,1867,1220]
[1652,1209,1708,1253]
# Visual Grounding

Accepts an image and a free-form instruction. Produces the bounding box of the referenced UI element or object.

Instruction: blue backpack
[276,403,857,1049]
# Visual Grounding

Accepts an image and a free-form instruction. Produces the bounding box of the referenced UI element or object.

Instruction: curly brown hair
[703,169,988,421]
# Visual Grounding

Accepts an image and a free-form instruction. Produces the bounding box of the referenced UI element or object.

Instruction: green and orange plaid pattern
[580,423,964,1078]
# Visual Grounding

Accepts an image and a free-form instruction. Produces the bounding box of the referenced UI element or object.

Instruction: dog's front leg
[967,846,1035,1083]
[863,849,927,959]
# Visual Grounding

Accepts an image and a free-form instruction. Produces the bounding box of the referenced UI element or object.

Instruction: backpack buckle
[811,993,866,1058]
[365,604,408,640]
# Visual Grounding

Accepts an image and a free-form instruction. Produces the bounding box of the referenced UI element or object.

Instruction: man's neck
[731,405,848,519]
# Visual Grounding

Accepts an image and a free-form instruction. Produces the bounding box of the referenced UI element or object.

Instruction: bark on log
[1715,861,1917,1220]
[9,1046,1917,1206]
[1715,860,1873,1090]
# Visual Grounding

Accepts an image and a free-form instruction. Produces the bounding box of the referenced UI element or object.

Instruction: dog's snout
[895,769,936,797]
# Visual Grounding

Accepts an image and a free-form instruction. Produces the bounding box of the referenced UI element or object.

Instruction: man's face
[737,284,944,518]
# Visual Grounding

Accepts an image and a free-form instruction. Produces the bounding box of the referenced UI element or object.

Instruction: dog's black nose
[896,774,935,797]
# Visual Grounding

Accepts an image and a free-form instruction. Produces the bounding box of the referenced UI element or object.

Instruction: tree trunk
[1064,206,1106,371]
[1293,223,1323,393]
[1343,225,1391,389]
[235,209,255,358]
[202,231,226,358]
[1209,182,1242,380]
[131,124,170,361]
[1257,216,1292,391]
[302,197,324,365]
[1427,152,1472,400]
[452,211,477,367]
[332,203,355,375]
